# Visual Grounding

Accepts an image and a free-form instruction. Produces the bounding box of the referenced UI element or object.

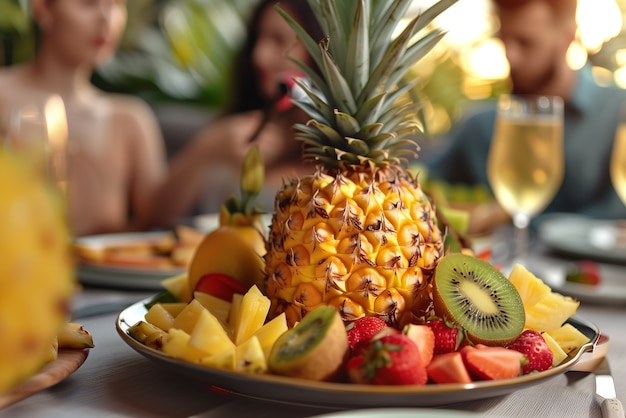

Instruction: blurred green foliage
[0,0,261,109]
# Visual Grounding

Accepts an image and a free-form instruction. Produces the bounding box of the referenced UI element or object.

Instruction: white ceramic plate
[525,256,626,305]
[116,298,599,409]
[75,231,185,290]
[537,214,626,264]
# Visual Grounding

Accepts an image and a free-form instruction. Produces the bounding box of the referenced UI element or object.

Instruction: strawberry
[427,352,472,384]
[507,330,553,374]
[346,333,427,385]
[427,319,464,354]
[565,260,601,286]
[345,316,388,352]
[194,272,247,301]
[461,345,523,380]
[403,324,435,366]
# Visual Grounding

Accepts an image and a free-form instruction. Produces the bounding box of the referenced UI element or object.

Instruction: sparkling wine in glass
[0,94,68,192]
[610,107,626,207]
[487,94,564,263]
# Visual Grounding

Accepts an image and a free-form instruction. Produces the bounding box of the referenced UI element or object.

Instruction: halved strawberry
[461,345,523,380]
[403,324,435,366]
[427,352,472,384]
[194,272,247,301]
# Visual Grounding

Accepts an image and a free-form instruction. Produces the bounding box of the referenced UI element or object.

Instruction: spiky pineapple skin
[0,152,75,393]
[264,166,443,328]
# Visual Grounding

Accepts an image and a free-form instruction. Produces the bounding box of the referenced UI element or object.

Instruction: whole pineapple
[0,151,75,392]
[265,0,458,328]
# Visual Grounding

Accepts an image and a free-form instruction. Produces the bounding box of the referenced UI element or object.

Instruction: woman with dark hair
[152,0,324,224]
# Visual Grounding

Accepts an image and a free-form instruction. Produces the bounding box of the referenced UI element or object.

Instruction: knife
[594,357,625,418]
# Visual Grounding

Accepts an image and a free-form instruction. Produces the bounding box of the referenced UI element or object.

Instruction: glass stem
[512,213,530,263]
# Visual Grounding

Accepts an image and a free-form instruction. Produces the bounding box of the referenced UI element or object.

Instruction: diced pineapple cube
[128,320,167,343]
[236,336,267,373]
[201,347,236,370]
[172,299,206,333]
[145,303,175,331]
[193,291,232,325]
[161,273,192,303]
[161,328,207,363]
[233,285,271,345]
[253,312,288,359]
[188,309,236,356]
[159,302,187,317]
[508,263,552,309]
[524,292,580,332]
[541,332,568,366]
[546,323,591,354]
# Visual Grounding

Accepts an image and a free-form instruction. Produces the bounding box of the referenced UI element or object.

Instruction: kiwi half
[268,306,348,381]
[433,253,525,346]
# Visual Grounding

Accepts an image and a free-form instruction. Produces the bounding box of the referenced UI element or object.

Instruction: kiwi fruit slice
[268,306,348,381]
[433,253,525,346]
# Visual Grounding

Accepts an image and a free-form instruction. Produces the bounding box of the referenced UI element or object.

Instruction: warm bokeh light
[576,0,623,53]
[462,38,508,80]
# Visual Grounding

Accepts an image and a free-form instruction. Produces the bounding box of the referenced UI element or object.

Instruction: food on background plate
[73,225,205,270]
[0,151,93,393]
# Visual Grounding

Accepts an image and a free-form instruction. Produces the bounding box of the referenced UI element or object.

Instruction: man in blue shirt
[427,0,626,233]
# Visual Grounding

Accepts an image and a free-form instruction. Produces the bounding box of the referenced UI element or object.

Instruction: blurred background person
[0,0,168,237]
[151,0,323,226]
[426,0,626,234]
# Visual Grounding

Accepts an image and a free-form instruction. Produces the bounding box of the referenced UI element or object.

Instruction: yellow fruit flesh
[546,323,591,354]
[0,152,74,393]
[265,168,443,328]
[188,226,266,292]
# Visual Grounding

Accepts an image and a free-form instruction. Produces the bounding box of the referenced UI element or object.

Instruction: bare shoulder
[106,93,156,119]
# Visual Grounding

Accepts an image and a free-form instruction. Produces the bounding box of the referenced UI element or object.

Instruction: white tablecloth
[2,235,625,418]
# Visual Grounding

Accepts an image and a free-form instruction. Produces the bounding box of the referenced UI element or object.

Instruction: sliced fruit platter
[118,0,599,408]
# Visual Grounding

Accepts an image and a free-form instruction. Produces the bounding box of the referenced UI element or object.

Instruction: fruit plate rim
[115,297,599,408]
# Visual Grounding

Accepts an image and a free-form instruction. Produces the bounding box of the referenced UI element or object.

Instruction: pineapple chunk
[253,312,288,359]
[508,263,551,309]
[193,291,232,325]
[201,347,236,370]
[233,285,271,345]
[524,292,580,332]
[145,303,176,331]
[236,336,267,373]
[57,322,95,349]
[188,309,236,356]
[172,299,206,333]
[128,320,166,343]
[161,328,207,363]
[541,332,568,366]
[161,273,192,303]
[159,302,187,318]
[546,323,591,354]
[228,293,244,328]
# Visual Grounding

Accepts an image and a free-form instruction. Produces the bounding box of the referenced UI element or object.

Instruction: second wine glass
[487,94,564,264]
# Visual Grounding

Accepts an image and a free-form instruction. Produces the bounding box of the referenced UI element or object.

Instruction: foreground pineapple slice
[264,0,458,327]
[0,151,75,393]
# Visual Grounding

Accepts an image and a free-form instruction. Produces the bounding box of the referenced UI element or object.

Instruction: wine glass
[0,94,69,193]
[610,106,626,207]
[487,94,564,264]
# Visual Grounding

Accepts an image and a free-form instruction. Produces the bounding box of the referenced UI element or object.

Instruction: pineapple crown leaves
[222,145,265,216]
[275,0,458,170]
